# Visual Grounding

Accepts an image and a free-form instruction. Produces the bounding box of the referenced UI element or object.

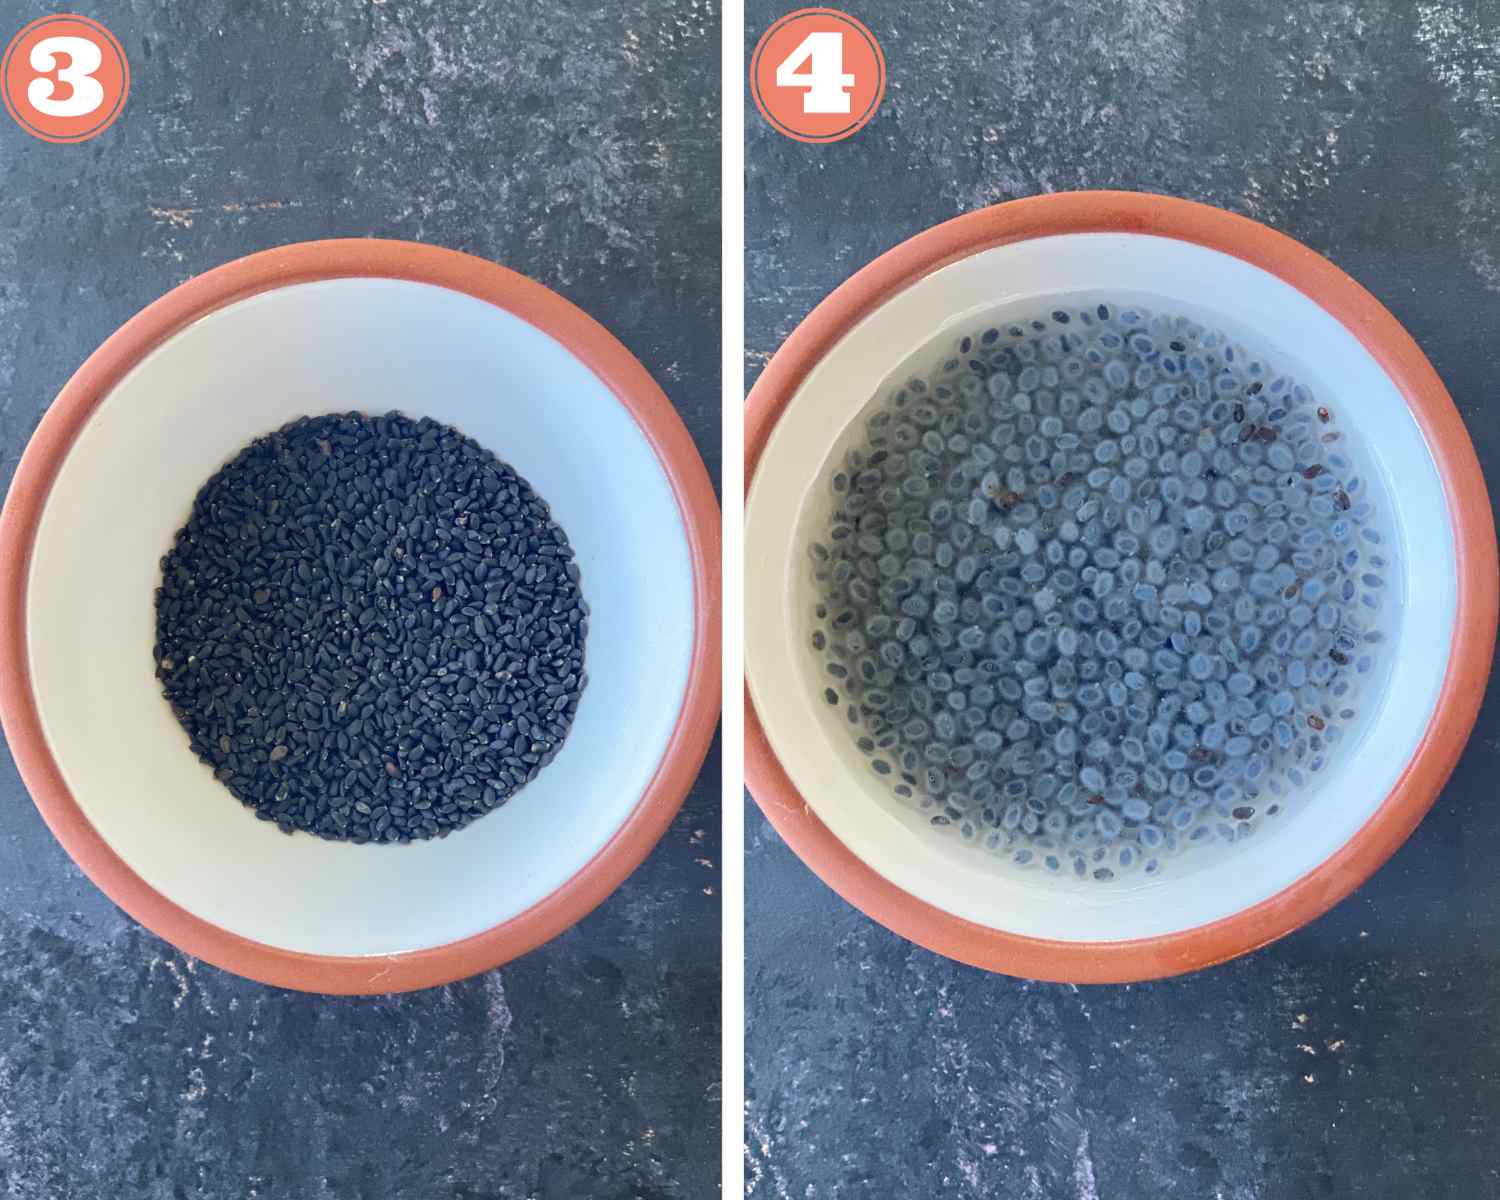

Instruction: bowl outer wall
[744,190,1497,983]
[0,238,722,994]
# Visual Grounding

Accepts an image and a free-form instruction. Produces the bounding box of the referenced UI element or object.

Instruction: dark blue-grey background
[0,3,719,1198]
[746,2,1500,1196]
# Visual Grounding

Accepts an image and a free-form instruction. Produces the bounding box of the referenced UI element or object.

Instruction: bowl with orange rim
[744,192,1496,982]
[0,240,720,993]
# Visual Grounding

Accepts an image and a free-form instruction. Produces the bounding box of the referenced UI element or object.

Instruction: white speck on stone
[1073,1130,1099,1200]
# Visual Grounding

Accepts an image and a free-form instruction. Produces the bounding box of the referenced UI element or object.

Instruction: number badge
[3,14,129,144]
[751,9,885,144]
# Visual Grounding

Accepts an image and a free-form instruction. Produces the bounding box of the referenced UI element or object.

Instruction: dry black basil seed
[154,411,587,843]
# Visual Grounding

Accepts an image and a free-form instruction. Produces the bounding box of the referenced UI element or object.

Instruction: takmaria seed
[155,411,588,844]
[806,304,1393,881]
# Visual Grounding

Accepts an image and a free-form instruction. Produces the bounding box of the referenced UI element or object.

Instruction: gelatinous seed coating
[155,412,588,843]
[807,305,1392,880]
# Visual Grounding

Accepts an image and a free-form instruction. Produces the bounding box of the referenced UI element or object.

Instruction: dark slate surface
[0,2,719,1197]
[746,1,1500,1196]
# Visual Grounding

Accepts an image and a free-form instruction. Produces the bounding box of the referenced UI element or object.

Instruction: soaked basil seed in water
[155,411,588,842]
[807,304,1393,880]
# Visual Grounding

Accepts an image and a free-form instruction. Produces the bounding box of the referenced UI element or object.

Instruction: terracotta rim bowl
[744,191,1497,983]
[0,239,721,993]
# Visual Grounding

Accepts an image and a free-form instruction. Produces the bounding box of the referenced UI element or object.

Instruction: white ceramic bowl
[745,193,1496,980]
[1,241,721,992]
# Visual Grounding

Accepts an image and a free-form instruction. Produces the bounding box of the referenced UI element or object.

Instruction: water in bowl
[805,301,1398,881]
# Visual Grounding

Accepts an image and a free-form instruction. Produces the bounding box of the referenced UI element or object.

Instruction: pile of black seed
[154,411,588,843]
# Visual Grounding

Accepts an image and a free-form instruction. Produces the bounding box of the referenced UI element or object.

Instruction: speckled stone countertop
[0,2,718,1197]
[746,1,1500,1196]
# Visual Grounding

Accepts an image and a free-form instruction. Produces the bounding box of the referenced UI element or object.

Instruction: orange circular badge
[751,8,885,143]
[3,14,129,144]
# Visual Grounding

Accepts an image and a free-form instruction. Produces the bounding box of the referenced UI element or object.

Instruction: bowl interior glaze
[746,232,1455,943]
[28,276,696,957]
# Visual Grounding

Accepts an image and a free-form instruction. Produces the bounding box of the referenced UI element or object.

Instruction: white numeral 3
[28,35,106,118]
[775,31,855,115]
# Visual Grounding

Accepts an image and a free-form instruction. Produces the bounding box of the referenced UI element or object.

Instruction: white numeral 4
[775,31,855,115]
[28,36,106,118]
